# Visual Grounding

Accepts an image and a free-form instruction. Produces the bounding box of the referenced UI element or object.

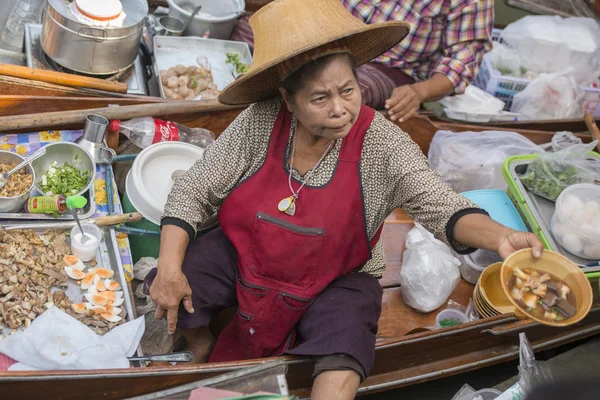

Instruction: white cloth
[0,307,144,370]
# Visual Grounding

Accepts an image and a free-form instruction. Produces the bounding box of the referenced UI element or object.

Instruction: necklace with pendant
[278,122,334,216]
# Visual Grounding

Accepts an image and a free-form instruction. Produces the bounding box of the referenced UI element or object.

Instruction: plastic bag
[500,16,600,85]
[539,131,583,152]
[511,69,584,120]
[488,42,523,77]
[496,333,553,400]
[399,223,461,313]
[520,141,600,201]
[428,130,543,192]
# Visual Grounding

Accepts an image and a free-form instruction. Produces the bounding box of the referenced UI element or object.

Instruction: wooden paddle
[0,63,128,94]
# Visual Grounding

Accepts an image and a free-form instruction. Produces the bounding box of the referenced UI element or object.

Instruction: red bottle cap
[109,120,121,132]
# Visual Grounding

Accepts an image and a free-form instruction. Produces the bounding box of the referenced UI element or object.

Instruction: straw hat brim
[218,21,410,105]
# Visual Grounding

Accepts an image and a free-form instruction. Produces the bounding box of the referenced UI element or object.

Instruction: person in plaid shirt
[231,0,494,120]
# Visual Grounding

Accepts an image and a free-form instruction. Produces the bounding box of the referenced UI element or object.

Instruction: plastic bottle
[1,0,45,51]
[25,195,88,214]
[109,118,215,149]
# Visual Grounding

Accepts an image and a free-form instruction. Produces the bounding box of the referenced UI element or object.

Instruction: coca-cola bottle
[109,118,215,149]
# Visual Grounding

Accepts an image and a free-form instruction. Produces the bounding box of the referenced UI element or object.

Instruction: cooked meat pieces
[0,230,70,330]
[159,64,220,100]
[0,163,33,198]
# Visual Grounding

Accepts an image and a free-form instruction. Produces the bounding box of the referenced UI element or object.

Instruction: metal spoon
[181,5,203,33]
[0,147,46,189]
[71,208,92,244]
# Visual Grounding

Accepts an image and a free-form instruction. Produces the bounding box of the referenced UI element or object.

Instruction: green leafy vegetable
[40,161,92,196]
[189,75,198,89]
[520,158,587,201]
[439,317,462,328]
[225,52,249,74]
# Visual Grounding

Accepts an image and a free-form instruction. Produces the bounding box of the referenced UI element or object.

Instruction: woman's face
[280,56,361,141]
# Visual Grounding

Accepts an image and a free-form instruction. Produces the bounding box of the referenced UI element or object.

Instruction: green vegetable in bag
[519,142,599,201]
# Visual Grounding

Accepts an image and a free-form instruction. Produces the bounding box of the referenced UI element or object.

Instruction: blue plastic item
[461,189,528,232]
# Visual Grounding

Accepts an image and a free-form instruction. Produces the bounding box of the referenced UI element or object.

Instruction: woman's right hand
[150,266,195,335]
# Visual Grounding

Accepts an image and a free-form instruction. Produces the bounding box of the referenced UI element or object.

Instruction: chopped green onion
[40,162,91,196]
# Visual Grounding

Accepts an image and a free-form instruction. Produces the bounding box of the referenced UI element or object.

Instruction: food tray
[503,153,600,269]
[0,184,96,221]
[0,226,135,337]
[153,35,252,100]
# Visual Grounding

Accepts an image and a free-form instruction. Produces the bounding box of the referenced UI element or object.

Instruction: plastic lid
[461,189,528,232]
[66,195,88,210]
[75,0,123,21]
[109,120,121,132]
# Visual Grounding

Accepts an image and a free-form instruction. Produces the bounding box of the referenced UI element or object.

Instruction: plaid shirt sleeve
[432,0,494,94]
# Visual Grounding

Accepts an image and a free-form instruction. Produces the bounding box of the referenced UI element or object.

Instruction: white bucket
[125,141,205,225]
[167,0,245,39]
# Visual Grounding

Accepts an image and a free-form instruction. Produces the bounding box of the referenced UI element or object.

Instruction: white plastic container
[70,224,102,262]
[435,308,469,329]
[458,250,502,285]
[551,183,600,260]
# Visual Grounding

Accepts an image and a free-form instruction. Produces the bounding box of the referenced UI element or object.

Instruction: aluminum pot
[167,0,244,39]
[0,151,35,213]
[41,0,148,75]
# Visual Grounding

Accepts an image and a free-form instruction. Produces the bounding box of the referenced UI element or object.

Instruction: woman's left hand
[497,230,544,260]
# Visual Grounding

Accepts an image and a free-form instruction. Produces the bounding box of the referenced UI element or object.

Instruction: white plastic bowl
[551,183,600,259]
[435,308,469,329]
[458,250,502,284]
[70,224,102,262]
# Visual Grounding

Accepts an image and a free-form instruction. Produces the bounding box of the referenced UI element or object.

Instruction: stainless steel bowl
[0,151,35,213]
[32,142,95,197]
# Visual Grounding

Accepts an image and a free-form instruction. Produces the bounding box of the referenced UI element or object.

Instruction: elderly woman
[146,0,543,398]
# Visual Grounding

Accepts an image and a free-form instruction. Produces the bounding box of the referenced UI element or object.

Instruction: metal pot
[167,0,244,39]
[41,0,148,75]
[0,151,35,213]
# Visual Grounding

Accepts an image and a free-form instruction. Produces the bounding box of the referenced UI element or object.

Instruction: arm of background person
[387,0,494,122]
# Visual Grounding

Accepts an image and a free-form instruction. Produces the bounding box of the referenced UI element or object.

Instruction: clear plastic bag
[500,16,600,85]
[510,69,585,120]
[520,141,600,201]
[399,223,461,313]
[428,130,543,193]
[496,333,553,400]
[488,42,523,77]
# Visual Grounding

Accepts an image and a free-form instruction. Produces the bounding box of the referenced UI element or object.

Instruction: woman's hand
[496,230,544,260]
[150,266,194,335]
[150,224,193,335]
[385,85,423,123]
[452,213,544,260]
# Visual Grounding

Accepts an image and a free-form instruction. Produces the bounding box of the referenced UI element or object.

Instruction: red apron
[210,103,382,362]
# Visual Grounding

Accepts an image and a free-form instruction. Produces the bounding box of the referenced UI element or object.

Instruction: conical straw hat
[218,0,410,105]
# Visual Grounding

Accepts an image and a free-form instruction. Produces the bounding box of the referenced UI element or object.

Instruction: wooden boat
[0,106,599,399]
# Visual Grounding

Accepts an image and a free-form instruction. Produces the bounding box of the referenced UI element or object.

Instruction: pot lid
[126,142,205,225]
[47,0,148,30]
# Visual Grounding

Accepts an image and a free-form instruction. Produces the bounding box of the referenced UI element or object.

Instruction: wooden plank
[0,96,165,117]
[0,101,245,134]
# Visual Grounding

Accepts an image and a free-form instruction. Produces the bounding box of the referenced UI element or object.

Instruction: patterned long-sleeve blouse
[163,98,484,277]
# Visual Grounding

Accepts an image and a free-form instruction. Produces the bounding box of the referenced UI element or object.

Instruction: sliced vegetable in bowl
[40,161,92,196]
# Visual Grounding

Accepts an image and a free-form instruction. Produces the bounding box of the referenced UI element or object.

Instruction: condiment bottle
[25,195,88,214]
